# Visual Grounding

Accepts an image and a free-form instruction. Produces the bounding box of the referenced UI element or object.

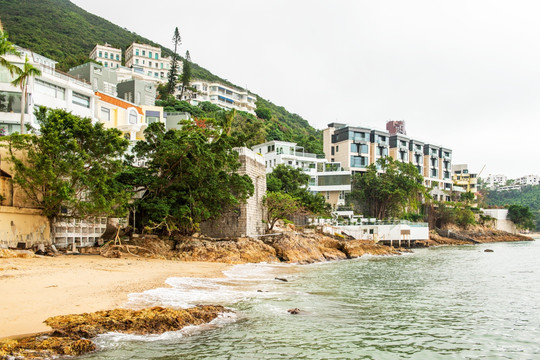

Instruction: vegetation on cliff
[484,185,540,230]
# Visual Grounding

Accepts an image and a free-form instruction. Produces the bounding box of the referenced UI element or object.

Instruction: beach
[0,255,230,339]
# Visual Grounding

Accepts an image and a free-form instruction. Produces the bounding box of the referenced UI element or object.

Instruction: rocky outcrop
[174,237,279,264]
[0,305,225,359]
[172,232,403,264]
[427,225,533,246]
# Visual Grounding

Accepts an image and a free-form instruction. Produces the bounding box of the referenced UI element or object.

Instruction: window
[100,107,110,121]
[142,50,146,56]
[331,146,335,155]
[135,59,139,64]
[135,49,139,56]
[149,61,152,67]
[149,51,152,58]
[99,51,102,57]
[35,79,65,100]
[104,62,108,67]
[129,110,138,124]
[146,116,159,124]
[142,60,145,65]
[336,145,339,152]
[0,91,24,113]
[72,92,90,108]
[104,52,108,59]
[155,53,158,59]
[154,72,158,77]
[350,156,367,168]
[160,63,164,69]
[116,54,119,61]
[0,122,21,134]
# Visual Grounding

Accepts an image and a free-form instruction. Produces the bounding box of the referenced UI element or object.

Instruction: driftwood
[100,228,154,258]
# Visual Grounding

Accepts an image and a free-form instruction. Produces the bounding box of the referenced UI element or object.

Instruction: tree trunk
[20,85,26,134]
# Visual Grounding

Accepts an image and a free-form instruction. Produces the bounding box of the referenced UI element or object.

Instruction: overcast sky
[72,0,540,179]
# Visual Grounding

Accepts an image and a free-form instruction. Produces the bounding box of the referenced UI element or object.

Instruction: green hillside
[484,186,540,230]
[0,0,322,152]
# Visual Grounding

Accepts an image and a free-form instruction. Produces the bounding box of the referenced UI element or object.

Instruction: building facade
[252,140,351,208]
[89,43,122,69]
[181,80,257,115]
[124,43,172,81]
[514,174,540,186]
[323,123,453,202]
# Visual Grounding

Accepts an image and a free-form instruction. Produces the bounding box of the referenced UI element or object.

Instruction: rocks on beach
[0,305,226,359]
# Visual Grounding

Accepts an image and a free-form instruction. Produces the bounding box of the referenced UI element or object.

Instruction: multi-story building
[323,122,453,202]
[514,174,540,186]
[252,140,351,207]
[181,80,257,115]
[124,43,173,81]
[1,47,95,134]
[89,43,122,69]
[68,62,118,97]
[116,79,157,106]
[485,174,507,189]
[452,164,478,193]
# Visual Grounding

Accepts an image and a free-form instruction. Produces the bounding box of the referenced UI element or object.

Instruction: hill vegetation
[483,185,540,230]
[0,0,322,152]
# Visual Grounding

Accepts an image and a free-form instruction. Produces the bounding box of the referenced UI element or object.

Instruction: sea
[82,238,540,359]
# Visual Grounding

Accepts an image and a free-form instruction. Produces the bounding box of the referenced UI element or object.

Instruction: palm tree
[11,56,41,134]
[0,27,20,75]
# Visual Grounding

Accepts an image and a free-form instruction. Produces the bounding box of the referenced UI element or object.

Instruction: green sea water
[82,239,540,359]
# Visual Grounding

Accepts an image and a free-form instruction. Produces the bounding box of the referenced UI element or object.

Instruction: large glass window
[351,156,367,168]
[146,116,159,124]
[0,122,21,134]
[0,91,24,113]
[72,92,90,108]
[35,79,65,100]
[318,174,351,186]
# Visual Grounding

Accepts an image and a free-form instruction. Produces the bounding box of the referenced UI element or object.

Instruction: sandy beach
[0,254,230,339]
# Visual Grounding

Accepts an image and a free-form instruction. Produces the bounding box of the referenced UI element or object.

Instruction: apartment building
[68,62,118,97]
[0,47,95,134]
[181,80,257,115]
[252,140,351,207]
[89,43,122,69]
[485,174,507,189]
[452,164,478,193]
[514,174,540,186]
[124,43,172,81]
[323,123,453,201]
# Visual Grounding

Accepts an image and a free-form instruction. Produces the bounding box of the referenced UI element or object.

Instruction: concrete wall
[324,223,429,241]
[200,148,266,238]
[0,206,50,248]
[481,209,517,234]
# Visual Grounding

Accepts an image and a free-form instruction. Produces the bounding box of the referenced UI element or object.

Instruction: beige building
[89,43,122,69]
[181,80,257,115]
[125,43,173,81]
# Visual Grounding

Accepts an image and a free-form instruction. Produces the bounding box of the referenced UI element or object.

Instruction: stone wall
[200,148,266,238]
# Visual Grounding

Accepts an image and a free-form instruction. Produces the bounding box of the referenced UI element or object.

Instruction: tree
[460,191,475,205]
[266,164,330,216]
[166,27,181,95]
[11,56,41,134]
[263,192,300,231]
[7,107,130,235]
[507,204,535,230]
[0,27,20,75]
[179,50,191,100]
[125,120,253,235]
[348,157,425,219]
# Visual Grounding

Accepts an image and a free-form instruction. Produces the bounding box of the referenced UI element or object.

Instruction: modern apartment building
[252,140,351,207]
[181,80,257,115]
[124,43,172,81]
[514,174,540,186]
[323,123,453,201]
[68,62,118,97]
[0,47,95,134]
[485,174,507,189]
[452,164,478,193]
[89,43,122,69]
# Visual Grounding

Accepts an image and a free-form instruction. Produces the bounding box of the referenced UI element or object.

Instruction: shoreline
[0,255,230,339]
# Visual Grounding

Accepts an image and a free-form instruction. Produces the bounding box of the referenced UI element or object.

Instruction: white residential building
[485,174,507,189]
[181,80,256,115]
[89,43,122,69]
[125,43,174,81]
[514,174,540,186]
[252,140,351,207]
[0,47,95,134]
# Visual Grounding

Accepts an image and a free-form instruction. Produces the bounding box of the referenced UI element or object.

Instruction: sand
[0,255,230,339]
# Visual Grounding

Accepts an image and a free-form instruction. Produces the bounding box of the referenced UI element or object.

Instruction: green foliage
[507,204,535,230]
[484,185,540,230]
[11,55,41,133]
[460,191,475,204]
[263,191,300,231]
[348,157,425,219]
[0,28,20,74]
[7,107,130,229]
[266,164,330,216]
[124,120,253,235]
[455,207,476,229]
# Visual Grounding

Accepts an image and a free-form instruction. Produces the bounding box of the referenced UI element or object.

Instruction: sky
[71,0,540,179]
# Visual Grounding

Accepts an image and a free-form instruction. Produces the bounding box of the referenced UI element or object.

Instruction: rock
[275,277,288,282]
[484,249,494,252]
[37,244,45,253]
[287,308,301,314]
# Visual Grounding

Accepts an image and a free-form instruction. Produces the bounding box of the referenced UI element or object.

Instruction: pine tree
[166,27,181,95]
[179,50,192,100]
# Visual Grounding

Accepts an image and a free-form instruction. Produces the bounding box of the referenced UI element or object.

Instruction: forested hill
[0,0,322,152]
[484,185,540,230]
